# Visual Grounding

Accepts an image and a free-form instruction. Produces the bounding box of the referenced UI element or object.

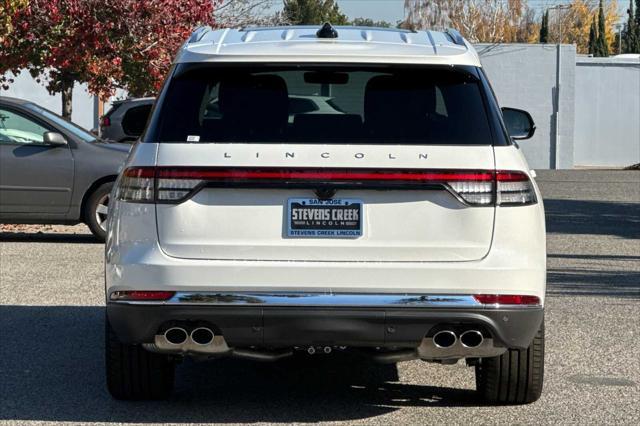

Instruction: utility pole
[547,4,570,169]
[548,4,572,44]
[616,23,623,54]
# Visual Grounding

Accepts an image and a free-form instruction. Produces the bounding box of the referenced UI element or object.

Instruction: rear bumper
[107,292,543,350]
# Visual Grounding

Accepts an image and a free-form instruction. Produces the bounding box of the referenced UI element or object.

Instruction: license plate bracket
[287,198,363,238]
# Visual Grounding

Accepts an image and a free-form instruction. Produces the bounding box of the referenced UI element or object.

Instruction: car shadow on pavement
[0,232,101,244]
[544,199,640,239]
[547,267,640,299]
[0,306,481,424]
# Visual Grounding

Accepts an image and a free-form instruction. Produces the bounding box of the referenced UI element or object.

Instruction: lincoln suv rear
[105,25,546,404]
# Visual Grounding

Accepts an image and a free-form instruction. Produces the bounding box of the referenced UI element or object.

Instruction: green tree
[623,0,640,52]
[351,17,392,28]
[282,0,348,25]
[539,9,549,43]
[595,0,610,56]
[588,16,597,54]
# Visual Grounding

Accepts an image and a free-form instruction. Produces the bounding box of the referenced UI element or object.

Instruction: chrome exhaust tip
[433,330,457,348]
[190,327,215,346]
[460,330,484,348]
[164,327,188,345]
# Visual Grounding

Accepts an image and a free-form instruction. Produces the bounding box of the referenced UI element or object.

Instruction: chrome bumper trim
[110,291,541,309]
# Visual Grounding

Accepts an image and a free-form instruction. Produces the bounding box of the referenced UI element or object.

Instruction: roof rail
[445,28,465,46]
[188,26,211,43]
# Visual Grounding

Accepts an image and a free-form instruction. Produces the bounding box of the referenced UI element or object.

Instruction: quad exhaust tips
[162,326,216,346]
[152,326,229,355]
[433,330,484,349]
[432,329,484,349]
[375,328,496,363]
[149,327,291,361]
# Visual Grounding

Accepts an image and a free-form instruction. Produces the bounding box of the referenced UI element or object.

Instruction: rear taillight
[116,167,155,202]
[447,179,494,206]
[156,169,203,202]
[116,167,536,206]
[448,170,536,206]
[473,294,541,305]
[496,171,536,206]
[100,116,110,127]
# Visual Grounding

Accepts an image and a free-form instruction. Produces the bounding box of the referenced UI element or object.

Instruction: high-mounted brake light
[116,167,536,206]
[110,291,175,301]
[473,294,541,305]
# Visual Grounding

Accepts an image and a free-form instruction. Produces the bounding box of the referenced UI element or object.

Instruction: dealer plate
[287,198,363,238]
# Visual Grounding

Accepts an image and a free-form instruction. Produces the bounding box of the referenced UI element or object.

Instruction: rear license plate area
[287,198,363,238]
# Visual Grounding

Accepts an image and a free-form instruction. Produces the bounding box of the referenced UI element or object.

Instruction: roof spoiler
[445,28,465,46]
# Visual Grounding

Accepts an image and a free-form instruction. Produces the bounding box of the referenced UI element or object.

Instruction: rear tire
[105,317,175,400]
[84,182,113,241]
[475,322,544,404]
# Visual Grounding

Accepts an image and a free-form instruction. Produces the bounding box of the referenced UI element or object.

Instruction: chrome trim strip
[110,291,539,309]
[165,292,482,307]
[112,292,482,307]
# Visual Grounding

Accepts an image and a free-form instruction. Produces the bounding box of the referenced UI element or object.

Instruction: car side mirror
[43,131,67,146]
[501,108,536,140]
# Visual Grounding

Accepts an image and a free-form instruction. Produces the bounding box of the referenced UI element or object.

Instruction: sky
[336,0,405,23]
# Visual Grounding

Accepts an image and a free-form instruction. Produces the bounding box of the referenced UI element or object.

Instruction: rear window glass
[147,65,493,145]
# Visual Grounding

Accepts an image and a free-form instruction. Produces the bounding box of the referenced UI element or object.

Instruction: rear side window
[122,104,152,137]
[146,64,493,145]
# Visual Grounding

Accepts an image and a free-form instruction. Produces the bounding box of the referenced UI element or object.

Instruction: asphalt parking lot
[1,170,638,425]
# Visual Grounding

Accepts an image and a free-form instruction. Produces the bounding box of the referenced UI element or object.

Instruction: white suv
[105,25,546,404]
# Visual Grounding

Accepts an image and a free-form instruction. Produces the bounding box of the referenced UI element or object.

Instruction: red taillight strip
[123,167,155,178]
[110,290,176,301]
[124,167,532,183]
[155,167,495,182]
[496,171,529,182]
[473,294,541,305]
[120,167,534,206]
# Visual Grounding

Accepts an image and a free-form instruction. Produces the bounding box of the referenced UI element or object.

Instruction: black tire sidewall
[84,182,114,241]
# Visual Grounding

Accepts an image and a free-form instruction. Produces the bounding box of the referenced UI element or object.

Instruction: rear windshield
[146,64,493,145]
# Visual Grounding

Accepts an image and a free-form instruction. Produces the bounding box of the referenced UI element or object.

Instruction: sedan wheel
[95,193,110,233]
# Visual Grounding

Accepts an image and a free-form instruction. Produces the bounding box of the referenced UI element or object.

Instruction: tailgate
[155,144,495,262]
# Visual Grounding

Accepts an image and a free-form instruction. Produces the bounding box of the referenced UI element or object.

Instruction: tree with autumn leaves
[402,0,539,43]
[1,0,216,119]
[0,0,27,44]
[402,0,621,54]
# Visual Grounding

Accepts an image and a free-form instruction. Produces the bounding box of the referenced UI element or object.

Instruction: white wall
[574,57,640,168]
[478,43,576,169]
